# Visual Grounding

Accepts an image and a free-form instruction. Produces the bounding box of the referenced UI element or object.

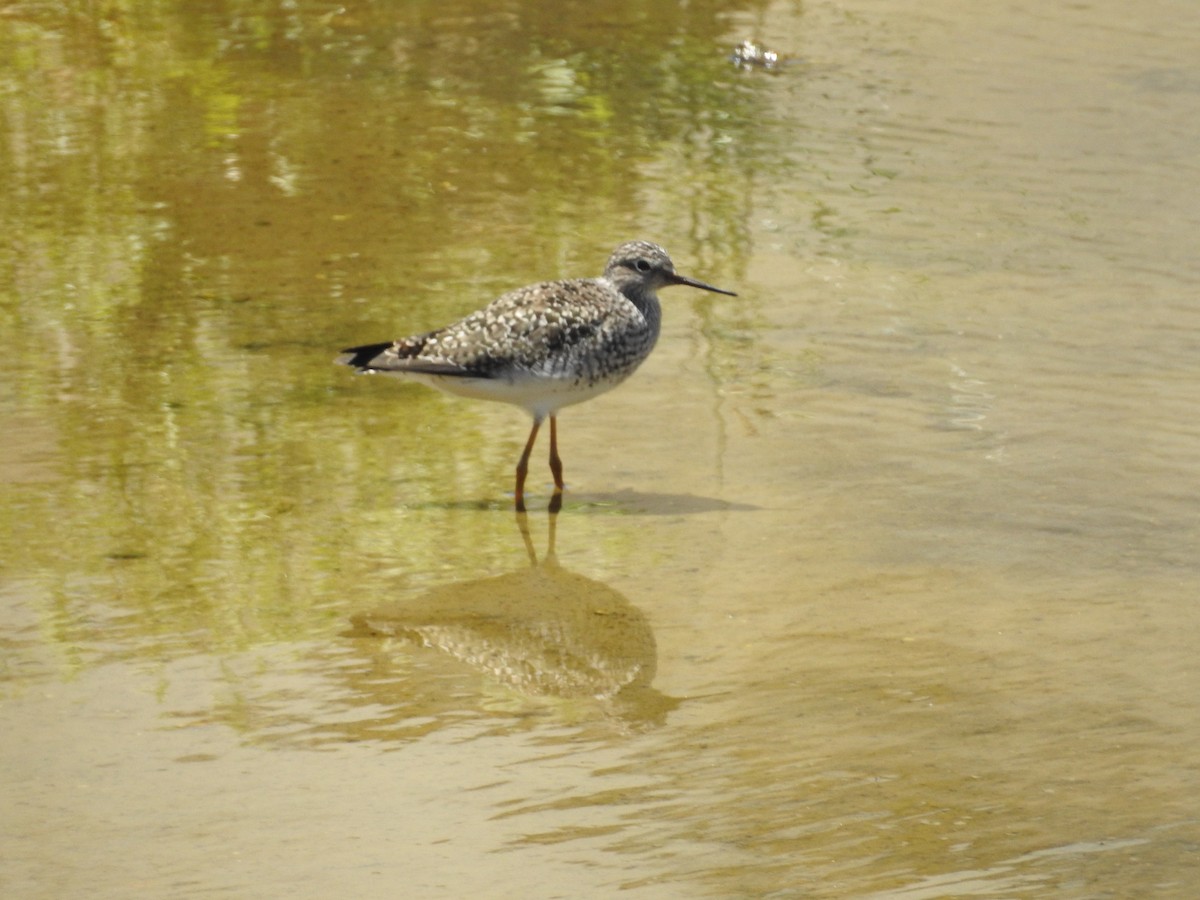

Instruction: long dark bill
[669,272,737,297]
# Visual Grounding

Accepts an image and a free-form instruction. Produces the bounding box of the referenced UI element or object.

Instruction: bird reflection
[348,514,680,731]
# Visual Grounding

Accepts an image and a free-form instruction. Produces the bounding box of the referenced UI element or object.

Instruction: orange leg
[548,416,564,514]
[515,417,542,513]
[548,415,564,493]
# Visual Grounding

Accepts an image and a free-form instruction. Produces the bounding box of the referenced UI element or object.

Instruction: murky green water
[3,1,1199,896]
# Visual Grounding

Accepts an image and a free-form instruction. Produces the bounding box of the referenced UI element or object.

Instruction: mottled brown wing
[341,279,630,379]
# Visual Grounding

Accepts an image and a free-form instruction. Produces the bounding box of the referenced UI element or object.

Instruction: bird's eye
[633,259,652,273]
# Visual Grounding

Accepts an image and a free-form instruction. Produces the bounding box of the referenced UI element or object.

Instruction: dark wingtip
[336,341,395,369]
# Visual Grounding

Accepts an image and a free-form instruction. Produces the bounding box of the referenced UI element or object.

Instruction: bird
[336,240,736,512]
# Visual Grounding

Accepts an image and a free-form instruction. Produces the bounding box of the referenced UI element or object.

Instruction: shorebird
[337,240,736,512]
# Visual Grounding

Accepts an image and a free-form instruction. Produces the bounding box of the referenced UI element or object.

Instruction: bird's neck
[625,288,662,339]
[622,285,658,314]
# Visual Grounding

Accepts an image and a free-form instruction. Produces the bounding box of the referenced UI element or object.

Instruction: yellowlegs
[337,240,736,511]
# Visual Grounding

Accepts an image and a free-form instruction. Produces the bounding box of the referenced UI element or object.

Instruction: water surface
[2,0,1198,896]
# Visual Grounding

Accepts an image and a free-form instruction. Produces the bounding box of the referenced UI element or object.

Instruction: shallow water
[3,0,1199,896]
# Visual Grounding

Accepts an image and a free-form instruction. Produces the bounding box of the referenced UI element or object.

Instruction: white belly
[398,370,628,419]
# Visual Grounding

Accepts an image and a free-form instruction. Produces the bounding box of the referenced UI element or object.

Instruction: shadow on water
[409,492,760,515]
[568,490,760,515]
[343,513,682,736]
